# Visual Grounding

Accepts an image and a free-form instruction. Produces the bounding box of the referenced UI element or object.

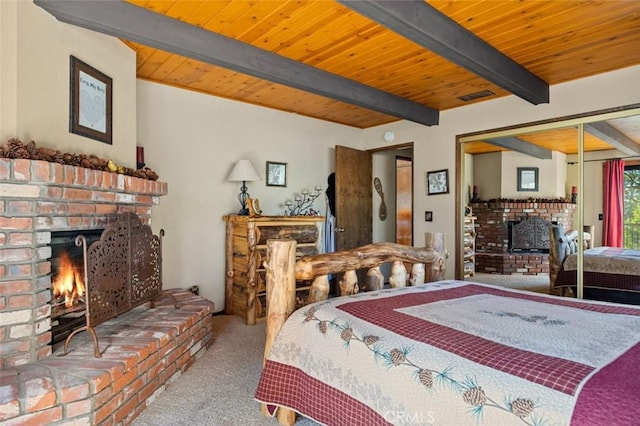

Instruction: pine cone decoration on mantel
[0,138,160,180]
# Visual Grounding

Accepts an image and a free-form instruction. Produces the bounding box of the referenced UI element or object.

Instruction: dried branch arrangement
[0,138,159,180]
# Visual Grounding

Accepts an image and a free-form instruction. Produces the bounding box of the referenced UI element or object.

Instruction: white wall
[137,81,363,308]
[472,152,502,200]
[362,65,640,276]
[0,1,137,166]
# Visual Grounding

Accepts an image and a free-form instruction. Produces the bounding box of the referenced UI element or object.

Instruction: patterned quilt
[255,281,640,425]
[562,247,640,275]
[555,247,640,291]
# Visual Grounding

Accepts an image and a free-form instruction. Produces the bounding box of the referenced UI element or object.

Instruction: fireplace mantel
[0,158,168,369]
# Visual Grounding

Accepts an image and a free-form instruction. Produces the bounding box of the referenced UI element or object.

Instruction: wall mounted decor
[517,167,539,191]
[266,161,287,187]
[69,56,112,144]
[427,169,449,195]
[373,177,387,220]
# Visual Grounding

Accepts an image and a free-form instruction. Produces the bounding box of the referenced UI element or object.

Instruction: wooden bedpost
[308,275,330,303]
[339,270,359,296]
[410,263,425,285]
[262,239,297,425]
[365,265,384,291]
[389,260,408,288]
[425,232,447,282]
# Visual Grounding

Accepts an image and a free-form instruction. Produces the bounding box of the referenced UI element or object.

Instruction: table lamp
[227,160,260,215]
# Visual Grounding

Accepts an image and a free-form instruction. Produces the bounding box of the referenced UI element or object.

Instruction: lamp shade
[227,159,260,182]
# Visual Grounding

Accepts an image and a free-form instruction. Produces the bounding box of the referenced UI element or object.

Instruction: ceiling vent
[458,90,495,102]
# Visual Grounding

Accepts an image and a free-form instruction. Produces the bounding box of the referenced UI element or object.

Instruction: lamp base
[238,208,250,215]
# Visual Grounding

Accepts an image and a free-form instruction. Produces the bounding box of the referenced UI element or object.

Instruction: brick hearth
[0,289,214,425]
[471,201,576,275]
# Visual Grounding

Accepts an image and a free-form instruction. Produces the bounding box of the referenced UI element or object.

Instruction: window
[624,162,640,249]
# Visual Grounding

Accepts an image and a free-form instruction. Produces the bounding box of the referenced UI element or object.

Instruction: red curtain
[603,159,625,247]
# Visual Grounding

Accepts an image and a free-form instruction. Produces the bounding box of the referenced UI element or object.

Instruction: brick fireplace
[0,158,215,424]
[471,201,576,275]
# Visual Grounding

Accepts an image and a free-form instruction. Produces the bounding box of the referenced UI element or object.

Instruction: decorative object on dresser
[246,197,262,217]
[223,215,324,325]
[284,186,322,216]
[227,159,261,215]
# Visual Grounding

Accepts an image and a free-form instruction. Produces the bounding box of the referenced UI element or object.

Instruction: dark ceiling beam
[338,0,549,105]
[486,137,553,159]
[34,0,439,127]
[584,122,640,155]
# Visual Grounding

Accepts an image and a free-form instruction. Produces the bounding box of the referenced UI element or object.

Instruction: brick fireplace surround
[471,201,576,275]
[0,158,215,424]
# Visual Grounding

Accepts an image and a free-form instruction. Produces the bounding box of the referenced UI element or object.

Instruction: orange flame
[52,250,85,308]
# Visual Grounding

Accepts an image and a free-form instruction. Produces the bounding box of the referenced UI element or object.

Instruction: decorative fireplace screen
[63,212,179,357]
[508,216,554,253]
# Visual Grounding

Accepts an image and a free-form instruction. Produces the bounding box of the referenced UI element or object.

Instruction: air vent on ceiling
[458,90,495,102]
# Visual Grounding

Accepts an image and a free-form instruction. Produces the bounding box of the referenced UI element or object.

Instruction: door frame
[370,142,414,245]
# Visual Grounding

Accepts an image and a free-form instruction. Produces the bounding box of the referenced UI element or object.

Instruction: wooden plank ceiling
[39,0,640,152]
[124,0,640,128]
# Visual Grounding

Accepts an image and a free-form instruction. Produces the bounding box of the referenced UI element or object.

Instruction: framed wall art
[69,56,113,144]
[266,161,287,187]
[517,167,539,191]
[427,169,449,195]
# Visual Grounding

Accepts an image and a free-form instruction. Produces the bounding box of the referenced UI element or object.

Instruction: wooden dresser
[223,215,324,325]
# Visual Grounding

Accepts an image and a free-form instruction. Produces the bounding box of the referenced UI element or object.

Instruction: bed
[549,225,640,305]
[255,238,640,425]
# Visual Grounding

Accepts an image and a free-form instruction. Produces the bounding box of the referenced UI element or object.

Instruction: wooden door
[335,145,372,251]
[396,156,413,245]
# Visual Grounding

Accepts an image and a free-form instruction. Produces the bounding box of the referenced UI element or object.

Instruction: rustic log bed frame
[260,234,447,425]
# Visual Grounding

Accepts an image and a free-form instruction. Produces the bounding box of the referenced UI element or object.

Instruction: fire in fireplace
[50,229,103,344]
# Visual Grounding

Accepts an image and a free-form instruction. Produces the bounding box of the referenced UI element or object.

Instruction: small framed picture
[266,161,287,187]
[425,211,433,222]
[69,56,112,144]
[427,169,449,195]
[517,167,539,191]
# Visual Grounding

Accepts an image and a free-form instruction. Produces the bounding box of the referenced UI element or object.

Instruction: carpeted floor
[132,314,317,426]
[133,274,549,425]
[467,272,550,294]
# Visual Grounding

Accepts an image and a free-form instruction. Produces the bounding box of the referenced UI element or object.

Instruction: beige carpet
[133,275,549,425]
[133,314,317,426]
[465,272,550,294]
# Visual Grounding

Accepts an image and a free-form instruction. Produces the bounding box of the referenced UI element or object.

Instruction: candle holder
[284,186,322,216]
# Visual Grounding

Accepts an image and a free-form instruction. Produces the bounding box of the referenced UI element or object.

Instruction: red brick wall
[471,201,576,275]
[0,158,168,369]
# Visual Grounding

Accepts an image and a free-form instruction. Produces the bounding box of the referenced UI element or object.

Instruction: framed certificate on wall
[69,56,112,144]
